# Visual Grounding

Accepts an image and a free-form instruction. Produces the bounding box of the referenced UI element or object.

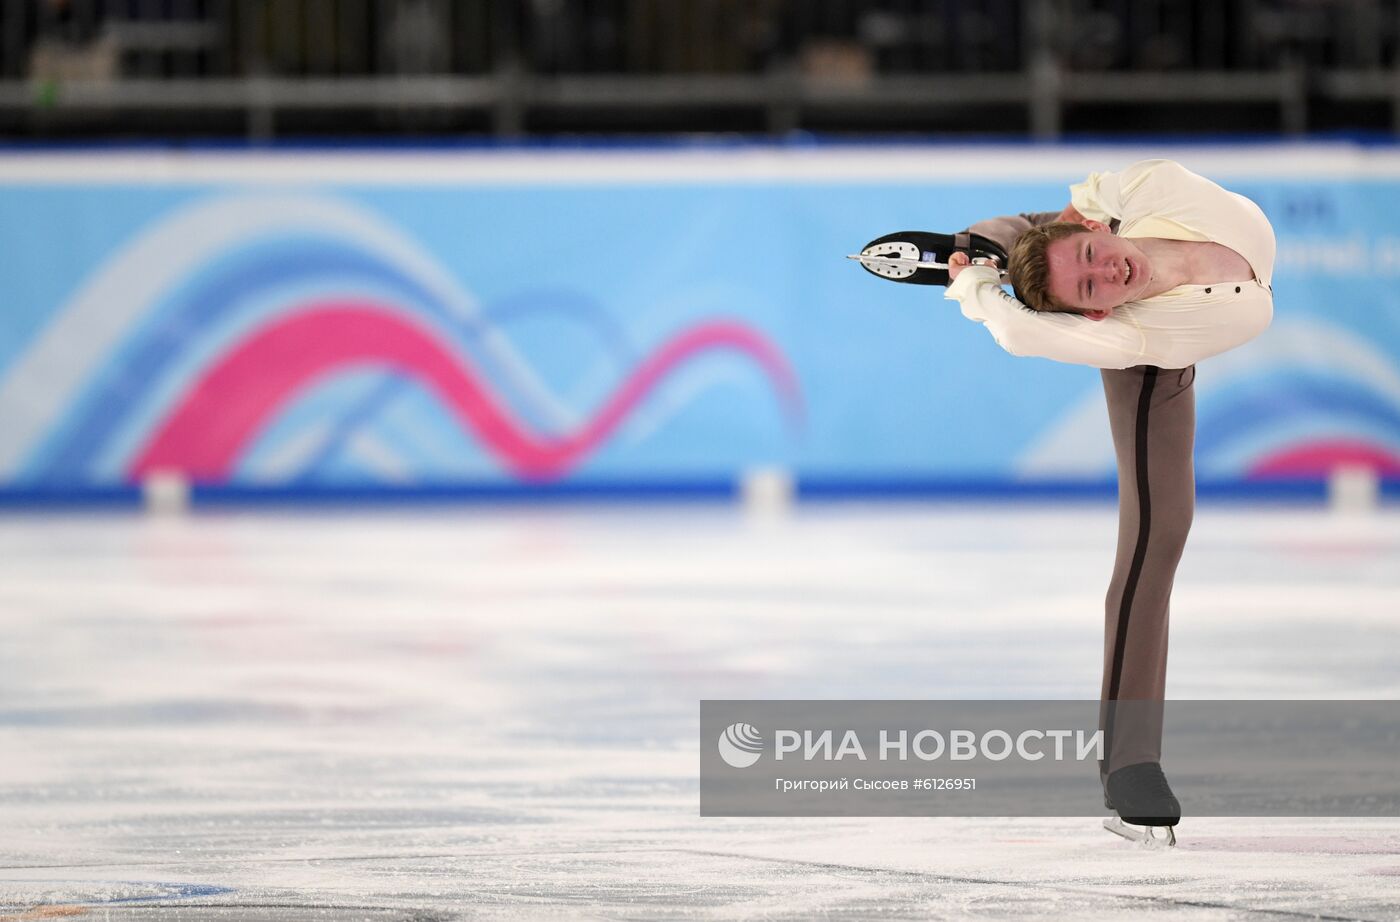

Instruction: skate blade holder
[845,244,1005,280]
[1103,817,1177,848]
[848,230,1010,286]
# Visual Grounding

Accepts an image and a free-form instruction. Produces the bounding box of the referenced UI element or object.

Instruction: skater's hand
[947,251,972,281]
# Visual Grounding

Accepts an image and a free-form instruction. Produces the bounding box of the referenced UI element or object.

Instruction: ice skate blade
[845,251,946,279]
[845,252,1005,276]
[1103,817,1177,848]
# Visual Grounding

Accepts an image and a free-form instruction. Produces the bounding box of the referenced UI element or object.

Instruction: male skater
[945,159,1275,841]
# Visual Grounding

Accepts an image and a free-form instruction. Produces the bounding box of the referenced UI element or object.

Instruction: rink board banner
[700,700,1400,817]
[2,146,1400,495]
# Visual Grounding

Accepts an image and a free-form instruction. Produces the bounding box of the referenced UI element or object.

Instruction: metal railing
[1,0,1397,138]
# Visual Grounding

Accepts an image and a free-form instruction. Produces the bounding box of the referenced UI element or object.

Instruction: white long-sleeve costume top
[944,159,1276,369]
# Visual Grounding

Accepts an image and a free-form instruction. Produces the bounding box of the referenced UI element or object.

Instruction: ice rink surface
[1,501,1399,921]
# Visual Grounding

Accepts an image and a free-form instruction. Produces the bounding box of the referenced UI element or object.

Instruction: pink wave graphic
[1248,438,1400,478]
[129,302,802,482]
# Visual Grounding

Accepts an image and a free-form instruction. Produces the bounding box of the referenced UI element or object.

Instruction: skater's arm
[1069,160,1162,222]
[1070,159,1209,224]
[944,266,1181,369]
[949,209,1166,368]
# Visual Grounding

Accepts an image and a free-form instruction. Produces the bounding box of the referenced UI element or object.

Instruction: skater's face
[1045,229,1151,321]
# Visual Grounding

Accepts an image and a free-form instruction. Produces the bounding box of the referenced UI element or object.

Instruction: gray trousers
[1098,364,1195,779]
[966,214,1196,778]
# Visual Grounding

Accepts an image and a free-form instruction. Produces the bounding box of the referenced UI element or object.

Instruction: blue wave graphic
[31,238,632,482]
[1197,370,1400,463]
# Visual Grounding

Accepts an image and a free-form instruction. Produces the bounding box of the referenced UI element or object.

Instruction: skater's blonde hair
[1008,223,1093,313]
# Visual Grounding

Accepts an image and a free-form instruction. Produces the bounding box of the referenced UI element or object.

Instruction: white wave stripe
[345,431,412,482]
[1014,394,1117,478]
[1016,318,1400,476]
[0,193,576,476]
[239,419,337,482]
[618,361,768,449]
[1204,319,1400,404]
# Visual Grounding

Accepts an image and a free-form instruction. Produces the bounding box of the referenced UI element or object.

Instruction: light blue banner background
[0,151,1396,493]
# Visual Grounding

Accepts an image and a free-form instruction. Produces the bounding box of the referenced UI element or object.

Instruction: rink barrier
[0,477,1397,510]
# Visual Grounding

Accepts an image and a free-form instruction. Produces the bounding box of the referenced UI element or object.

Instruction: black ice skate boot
[847,230,1009,286]
[1103,762,1181,846]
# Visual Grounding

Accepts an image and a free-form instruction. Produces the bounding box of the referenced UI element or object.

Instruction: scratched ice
[1,504,1399,920]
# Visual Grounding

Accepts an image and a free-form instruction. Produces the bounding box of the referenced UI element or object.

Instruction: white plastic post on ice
[1327,463,1379,515]
[142,468,191,515]
[740,466,794,519]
